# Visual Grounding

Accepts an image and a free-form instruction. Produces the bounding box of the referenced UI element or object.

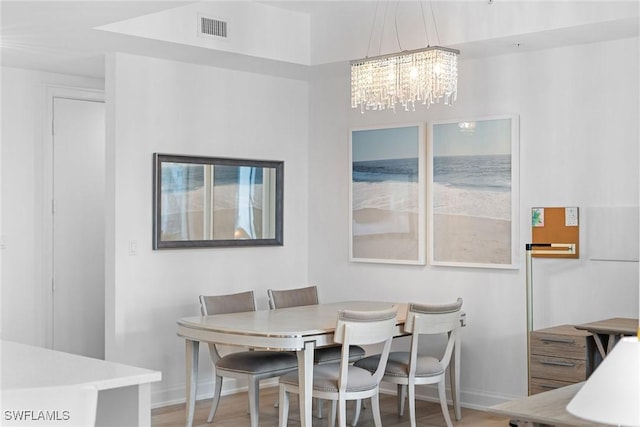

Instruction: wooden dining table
[177,300,463,427]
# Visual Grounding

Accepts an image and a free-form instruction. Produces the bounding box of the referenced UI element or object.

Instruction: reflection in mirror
[153,154,283,249]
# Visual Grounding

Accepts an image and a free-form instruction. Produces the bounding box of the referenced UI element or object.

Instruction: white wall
[308,36,639,406]
[0,67,103,346]
[104,53,309,404]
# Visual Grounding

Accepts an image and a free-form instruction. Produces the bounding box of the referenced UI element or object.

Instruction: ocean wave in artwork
[433,182,510,221]
[352,181,418,213]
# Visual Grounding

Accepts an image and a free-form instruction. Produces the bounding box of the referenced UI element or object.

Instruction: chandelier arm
[419,0,431,47]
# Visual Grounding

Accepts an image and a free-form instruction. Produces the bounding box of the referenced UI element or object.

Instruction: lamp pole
[524,243,576,395]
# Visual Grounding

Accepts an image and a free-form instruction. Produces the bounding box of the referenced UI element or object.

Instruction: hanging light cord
[429,0,442,45]
[396,0,436,52]
[394,0,403,52]
[365,0,380,58]
[420,1,431,47]
[364,0,446,57]
[378,1,389,56]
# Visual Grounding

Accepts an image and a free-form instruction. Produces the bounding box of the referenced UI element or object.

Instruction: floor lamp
[525,243,576,392]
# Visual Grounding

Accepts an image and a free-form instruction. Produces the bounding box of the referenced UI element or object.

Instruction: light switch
[129,240,138,256]
[565,207,579,227]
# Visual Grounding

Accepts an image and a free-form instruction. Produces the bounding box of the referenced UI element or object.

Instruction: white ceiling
[1,1,638,79]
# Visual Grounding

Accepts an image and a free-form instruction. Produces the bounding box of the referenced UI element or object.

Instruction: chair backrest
[267,285,319,309]
[199,290,256,316]
[334,307,398,389]
[199,291,257,362]
[404,298,463,371]
[404,298,463,335]
[1,385,98,427]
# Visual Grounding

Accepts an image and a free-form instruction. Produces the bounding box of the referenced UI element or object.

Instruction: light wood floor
[152,387,512,426]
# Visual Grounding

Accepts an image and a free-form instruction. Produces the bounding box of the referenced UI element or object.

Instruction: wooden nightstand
[528,325,597,395]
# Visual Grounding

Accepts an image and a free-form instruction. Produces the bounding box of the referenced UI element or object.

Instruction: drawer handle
[540,337,575,344]
[541,360,576,367]
[539,383,560,390]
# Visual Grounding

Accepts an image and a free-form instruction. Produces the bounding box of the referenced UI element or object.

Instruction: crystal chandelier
[351,46,459,112]
[350,1,459,113]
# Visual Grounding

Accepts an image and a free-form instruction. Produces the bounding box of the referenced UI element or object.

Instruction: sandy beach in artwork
[352,208,419,261]
[431,151,513,265]
[433,213,511,265]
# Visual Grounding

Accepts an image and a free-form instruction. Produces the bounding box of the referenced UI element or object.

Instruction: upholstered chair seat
[355,352,445,379]
[216,351,299,374]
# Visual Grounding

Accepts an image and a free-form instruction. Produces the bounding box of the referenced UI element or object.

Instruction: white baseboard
[154,380,519,411]
[152,377,279,409]
[378,383,520,411]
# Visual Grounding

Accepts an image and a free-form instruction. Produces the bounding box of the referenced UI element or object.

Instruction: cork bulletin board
[531,207,579,258]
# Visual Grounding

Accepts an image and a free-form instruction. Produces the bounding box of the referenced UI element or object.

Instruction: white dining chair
[278,306,398,427]
[268,285,366,365]
[268,285,367,419]
[0,384,98,427]
[199,291,298,427]
[354,298,463,427]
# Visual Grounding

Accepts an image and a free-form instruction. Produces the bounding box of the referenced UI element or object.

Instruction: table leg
[606,334,616,354]
[452,330,461,421]
[592,334,607,360]
[185,339,199,427]
[297,341,315,427]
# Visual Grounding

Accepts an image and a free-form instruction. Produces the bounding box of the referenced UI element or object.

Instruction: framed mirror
[153,153,284,249]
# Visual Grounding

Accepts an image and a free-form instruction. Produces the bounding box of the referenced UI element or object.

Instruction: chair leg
[329,400,337,427]
[207,375,223,422]
[371,393,383,427]
[316,397,323,418]
[397,384,407,416]
[278,386,289,427]
[438,379,453,427]
[450,360,461,421]
[351,398,362,426]
[338,397,347,427]
[248,379,260,427]
[408,382,417,427]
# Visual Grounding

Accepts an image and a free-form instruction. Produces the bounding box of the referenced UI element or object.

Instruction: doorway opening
[45,86,105,359]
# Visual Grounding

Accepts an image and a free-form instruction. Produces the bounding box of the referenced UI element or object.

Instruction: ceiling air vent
[200,16,227,38]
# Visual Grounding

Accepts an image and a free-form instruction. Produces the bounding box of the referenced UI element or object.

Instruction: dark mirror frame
[153,153,284,249]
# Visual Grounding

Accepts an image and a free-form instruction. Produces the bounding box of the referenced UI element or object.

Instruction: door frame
[43,85,105,349]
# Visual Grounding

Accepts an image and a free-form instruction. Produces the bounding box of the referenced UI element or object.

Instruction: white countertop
[1,340,161,391]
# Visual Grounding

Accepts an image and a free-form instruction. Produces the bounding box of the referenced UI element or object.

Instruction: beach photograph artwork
[429,117,518,267]
[350,125,425,264]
